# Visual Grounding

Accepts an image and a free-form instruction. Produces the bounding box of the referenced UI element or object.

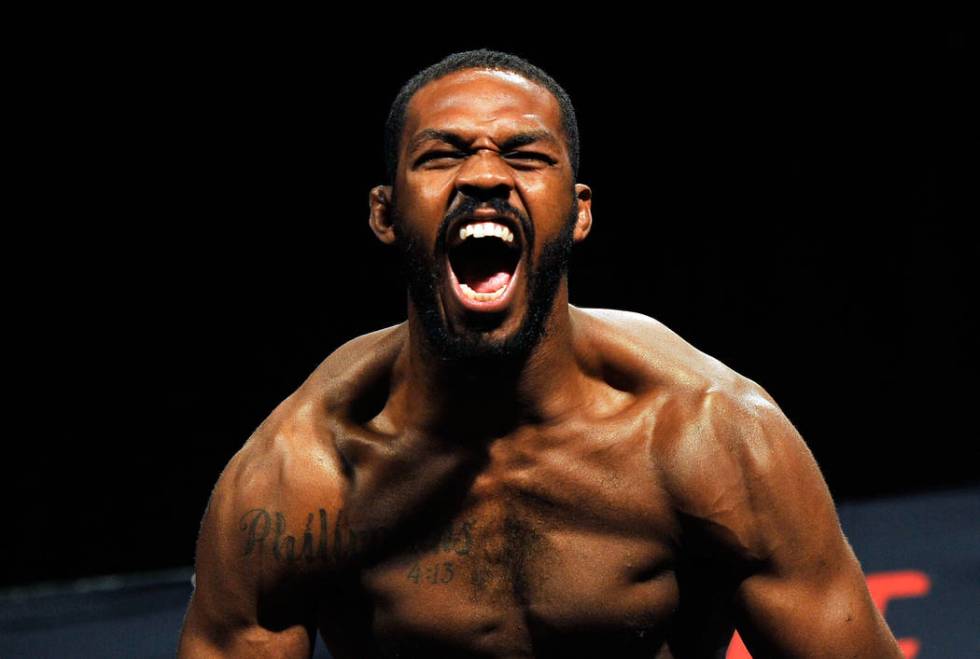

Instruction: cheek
[393,179,452,234]
[521,170,571,204]
[523,181,572,226]
[403,172,455,204]
[518,176,552,198]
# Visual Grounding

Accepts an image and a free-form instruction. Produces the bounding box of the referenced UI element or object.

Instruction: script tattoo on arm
[238,506,481,592]
[238,507,389,565]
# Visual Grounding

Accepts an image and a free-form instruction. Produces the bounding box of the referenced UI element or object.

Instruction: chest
[344,424,682,656]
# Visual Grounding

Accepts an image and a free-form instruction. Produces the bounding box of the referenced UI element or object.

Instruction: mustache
[436,197,532,257]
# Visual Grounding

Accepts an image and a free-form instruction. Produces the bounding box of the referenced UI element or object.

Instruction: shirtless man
[178,49,904,658]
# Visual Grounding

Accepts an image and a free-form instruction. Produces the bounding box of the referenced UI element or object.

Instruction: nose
[453,149,515,202]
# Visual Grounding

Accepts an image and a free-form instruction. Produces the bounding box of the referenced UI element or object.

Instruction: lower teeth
[460,282,507,301]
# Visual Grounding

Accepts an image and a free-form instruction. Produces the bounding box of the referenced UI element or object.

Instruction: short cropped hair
[384,48,580,186]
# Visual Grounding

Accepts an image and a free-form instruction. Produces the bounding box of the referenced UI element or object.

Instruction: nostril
[457,183,512,201]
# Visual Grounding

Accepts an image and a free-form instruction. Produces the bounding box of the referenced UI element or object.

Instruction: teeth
[459,282,508,301]
[458,221,515,244]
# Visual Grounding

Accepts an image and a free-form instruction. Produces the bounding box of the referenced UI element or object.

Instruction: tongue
[467,270,512,293]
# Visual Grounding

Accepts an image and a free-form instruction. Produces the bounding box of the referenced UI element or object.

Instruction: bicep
[664,388,902,657]
[731,410,902,657]
[732,525,900,657]
[177,454,320,658]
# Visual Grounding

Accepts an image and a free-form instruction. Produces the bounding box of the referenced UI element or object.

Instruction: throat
[449,237,519,294]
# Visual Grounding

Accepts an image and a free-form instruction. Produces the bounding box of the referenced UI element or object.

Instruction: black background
[9,23,974,587]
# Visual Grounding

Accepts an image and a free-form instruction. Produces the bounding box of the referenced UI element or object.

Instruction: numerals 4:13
[407,561,455,584]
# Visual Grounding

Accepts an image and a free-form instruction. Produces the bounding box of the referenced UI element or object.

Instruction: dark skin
[178,69,904,658]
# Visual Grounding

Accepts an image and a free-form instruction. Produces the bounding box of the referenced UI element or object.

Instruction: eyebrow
[407,128,561,156]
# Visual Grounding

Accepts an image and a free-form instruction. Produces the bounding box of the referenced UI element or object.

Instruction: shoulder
[577,307,825,565]
[200,322,409,574]
[595,307,804,511]
[576,304,782,423]
[200,398,348,580]
[183,323,411,652]
[655,379,807,526]
[574,305,760,400]
[234,320,408,482]
[654,380,828,571]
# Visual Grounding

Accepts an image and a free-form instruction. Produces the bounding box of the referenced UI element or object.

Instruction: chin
[425,303,535,365]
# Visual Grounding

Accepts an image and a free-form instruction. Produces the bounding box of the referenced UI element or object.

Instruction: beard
[390,189,578,370]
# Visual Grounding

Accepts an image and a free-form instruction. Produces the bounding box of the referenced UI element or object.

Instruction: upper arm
[178,438,343,658]
[662,385,903,658]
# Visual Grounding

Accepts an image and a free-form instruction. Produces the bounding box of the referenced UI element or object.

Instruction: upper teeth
[458,221,514,244]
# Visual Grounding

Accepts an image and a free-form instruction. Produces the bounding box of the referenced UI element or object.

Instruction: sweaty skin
[178,68,903,658]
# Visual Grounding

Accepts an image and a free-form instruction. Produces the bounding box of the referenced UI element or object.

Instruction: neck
[391,284,586,437]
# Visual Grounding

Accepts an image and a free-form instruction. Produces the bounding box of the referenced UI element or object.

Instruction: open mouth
[445,219,523,312]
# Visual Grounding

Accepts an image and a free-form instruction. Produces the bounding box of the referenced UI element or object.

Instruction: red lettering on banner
[726,570,930,659]
[726,630,751,659]
[866,570,930,658]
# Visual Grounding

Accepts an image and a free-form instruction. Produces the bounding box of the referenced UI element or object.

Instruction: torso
[250,306,748,658]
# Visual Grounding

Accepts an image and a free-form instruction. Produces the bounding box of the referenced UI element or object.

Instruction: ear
[572,183,593,243]
[368,185,396,245]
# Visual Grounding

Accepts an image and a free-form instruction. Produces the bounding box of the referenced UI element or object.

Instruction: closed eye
[506,152,555,163]
[416,150,466,164]
[415,150,557,167]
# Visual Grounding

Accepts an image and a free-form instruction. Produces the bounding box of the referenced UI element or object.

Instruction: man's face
[384,69,588,366]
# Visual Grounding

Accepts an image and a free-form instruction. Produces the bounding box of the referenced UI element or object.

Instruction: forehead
[403,69,563,150]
